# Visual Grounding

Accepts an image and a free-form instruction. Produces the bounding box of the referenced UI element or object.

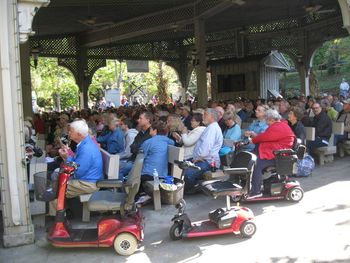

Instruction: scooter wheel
[114,233,138,256]
[288,187,304,202]
[240,220,256,238]
[169,222,183,241]
[231,195,242,202]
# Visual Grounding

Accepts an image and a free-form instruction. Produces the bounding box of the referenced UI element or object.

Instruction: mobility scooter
[221,143,305,203]
[169,160,256,240]
[40,153,145,256]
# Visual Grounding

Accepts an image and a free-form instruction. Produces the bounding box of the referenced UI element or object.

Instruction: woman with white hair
[246,109,295,199]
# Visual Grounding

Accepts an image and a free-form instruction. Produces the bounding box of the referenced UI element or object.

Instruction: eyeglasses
[312,107,320,110]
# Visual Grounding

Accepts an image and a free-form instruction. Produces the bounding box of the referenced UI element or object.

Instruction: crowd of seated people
[27,91,350,205]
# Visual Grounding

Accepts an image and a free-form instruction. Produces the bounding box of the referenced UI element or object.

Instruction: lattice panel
[183,37,195,46]
[87,59,106,77]
[211,44,237,59]
[247,19,299,34]
[30,36,77,57]
[207,28,236,43]
[247,39,272,56]
[271,36,297,49]
[58,57,78,80]
[88,40,183,61]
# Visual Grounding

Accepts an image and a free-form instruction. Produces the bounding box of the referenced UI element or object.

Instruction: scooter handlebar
[174,160,201,170]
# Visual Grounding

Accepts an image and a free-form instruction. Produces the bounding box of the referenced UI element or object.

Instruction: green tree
[31,57,79,110]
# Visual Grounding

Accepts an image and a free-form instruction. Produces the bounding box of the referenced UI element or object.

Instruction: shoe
[246,192,263,200]
[135,195,152,205]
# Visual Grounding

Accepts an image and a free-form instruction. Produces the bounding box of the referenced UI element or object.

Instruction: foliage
[90,60,180,104]
[156,61,169,103]
[31,57,79,110]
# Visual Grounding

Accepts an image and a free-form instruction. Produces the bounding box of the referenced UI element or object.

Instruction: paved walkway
[1,156,350,263]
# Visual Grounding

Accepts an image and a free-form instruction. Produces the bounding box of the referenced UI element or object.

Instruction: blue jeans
[334,133,348,146]
[306,137,328,153]
[251,158,275,195]
[118,160,134,179]
[184,160,210,191]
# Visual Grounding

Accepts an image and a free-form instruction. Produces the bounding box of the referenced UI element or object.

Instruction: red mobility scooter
[169,160,256,240]
[43,153,145,256]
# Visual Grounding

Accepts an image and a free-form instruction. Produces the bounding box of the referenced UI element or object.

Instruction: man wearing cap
[340,78,349,99]
[334,98,350,146]
[180,105,192,131]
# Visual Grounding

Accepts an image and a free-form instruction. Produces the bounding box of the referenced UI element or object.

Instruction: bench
[29,152,47,227]
[338,133,350,157]
[143,145,184,211]
[312,122,344,166]
[79,148,120,222]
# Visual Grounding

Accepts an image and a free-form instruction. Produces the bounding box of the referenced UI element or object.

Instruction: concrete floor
[1,156,350,263]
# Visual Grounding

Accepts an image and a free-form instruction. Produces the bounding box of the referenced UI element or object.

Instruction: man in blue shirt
[242,104,269,152]
[141,120,175,179]
[184,108,223,193]
[49,120,103,216]
[59,120,103,196]
[97,116,125,154]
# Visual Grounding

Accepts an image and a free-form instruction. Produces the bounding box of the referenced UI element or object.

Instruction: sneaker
[246,192,263,200]
[135,195,152,205]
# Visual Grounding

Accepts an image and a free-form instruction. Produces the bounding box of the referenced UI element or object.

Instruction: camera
[60,134,70,146]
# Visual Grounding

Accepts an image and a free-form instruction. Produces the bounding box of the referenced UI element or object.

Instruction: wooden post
[194,18,208,107]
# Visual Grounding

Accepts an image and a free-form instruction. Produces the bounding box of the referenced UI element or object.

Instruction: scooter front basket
[33,171,58,201]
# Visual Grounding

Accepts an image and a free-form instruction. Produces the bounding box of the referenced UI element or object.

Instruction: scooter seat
[201,180,242,199]
[88,190,126,212]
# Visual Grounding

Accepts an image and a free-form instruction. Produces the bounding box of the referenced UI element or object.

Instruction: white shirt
[340,81,349,91]
[193,122,223,167]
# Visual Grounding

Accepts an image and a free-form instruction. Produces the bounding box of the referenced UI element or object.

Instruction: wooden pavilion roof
[29,0,348,78]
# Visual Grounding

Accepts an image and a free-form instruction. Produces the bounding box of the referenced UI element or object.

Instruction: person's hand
[193,158,204,163]
[244,130,251,137]
[58,145,70,161]
[245,131,257,138]
[172,132,181,142]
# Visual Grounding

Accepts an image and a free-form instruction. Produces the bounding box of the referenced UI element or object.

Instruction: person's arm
[194,127,215,160]
[71,147,93,179]
[181,128,203,146]
[130,131,150,155]
[108,129,125,154]
[119,132,136,159]
[96,131,110,143]
[252,124,287,144]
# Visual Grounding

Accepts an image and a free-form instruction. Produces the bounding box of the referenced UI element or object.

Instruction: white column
[0,0,42,247]
[339,0,350,34]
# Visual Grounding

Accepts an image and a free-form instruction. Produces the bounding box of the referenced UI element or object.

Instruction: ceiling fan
[303,3,335,15]
[77,16,115,28]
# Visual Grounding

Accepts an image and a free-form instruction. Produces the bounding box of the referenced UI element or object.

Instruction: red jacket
[252,120,295,160]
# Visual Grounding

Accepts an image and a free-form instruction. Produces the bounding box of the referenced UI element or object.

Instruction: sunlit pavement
[1,156,350,263]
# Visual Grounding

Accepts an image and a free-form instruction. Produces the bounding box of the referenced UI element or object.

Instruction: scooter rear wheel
[114,233,138,256]
[240,220,256,238]
[169,222,183,241]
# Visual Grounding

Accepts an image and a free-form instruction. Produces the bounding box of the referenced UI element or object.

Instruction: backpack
[296,154,315,177]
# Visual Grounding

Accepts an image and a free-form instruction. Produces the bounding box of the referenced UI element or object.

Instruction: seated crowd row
[24,93,350,201]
